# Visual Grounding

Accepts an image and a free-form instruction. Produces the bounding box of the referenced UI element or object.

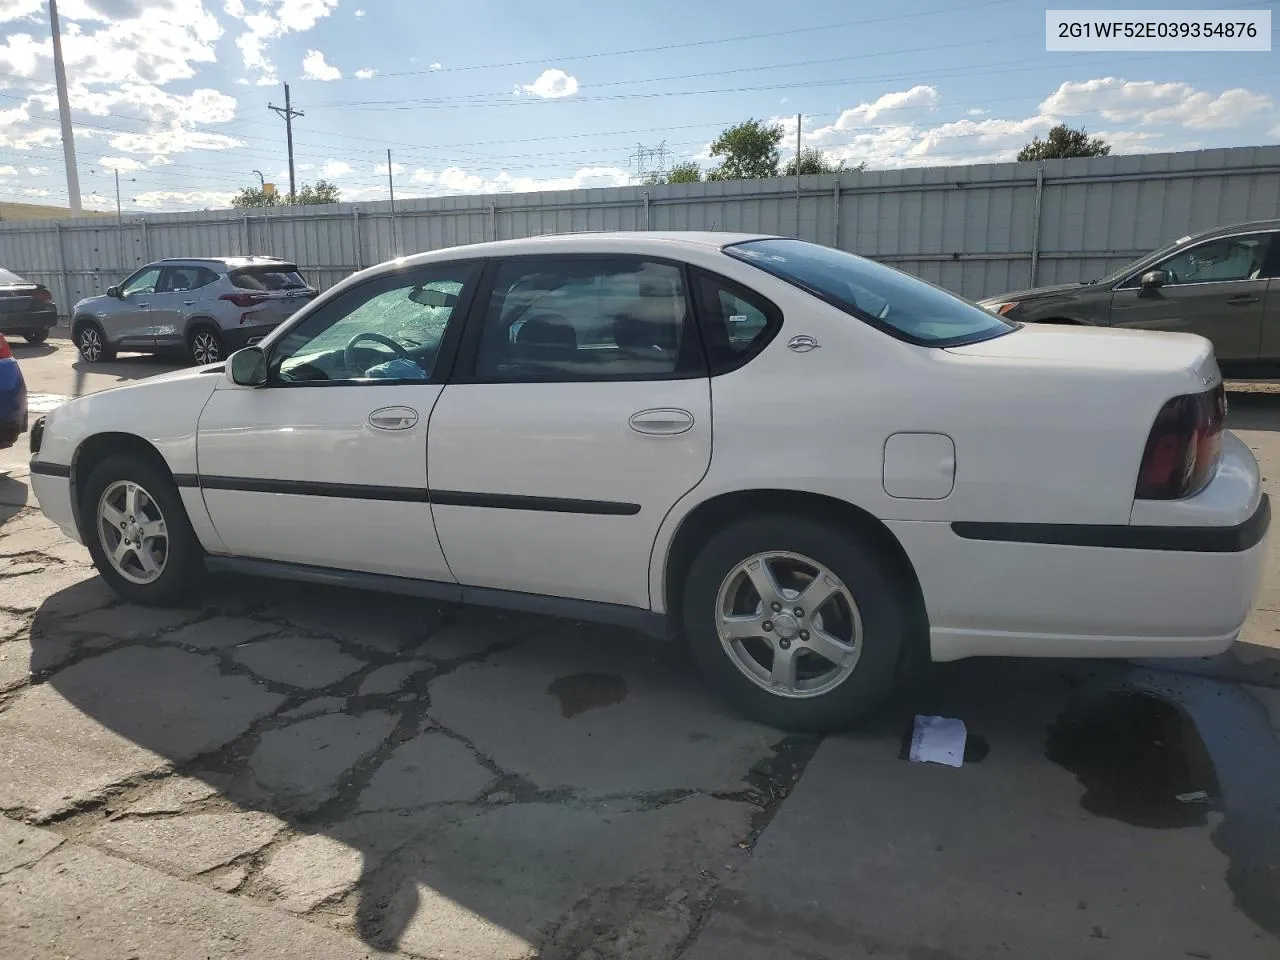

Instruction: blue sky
[0,0,1276,211]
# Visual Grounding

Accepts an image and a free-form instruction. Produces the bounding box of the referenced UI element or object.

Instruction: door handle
[629,407,695,436]
[1227,295,1260,306]
[183,299,197,306]
[136,302,150,308]
[369,406,419,431]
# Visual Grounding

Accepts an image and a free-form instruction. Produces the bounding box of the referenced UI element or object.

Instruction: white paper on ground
[909,714,967,768]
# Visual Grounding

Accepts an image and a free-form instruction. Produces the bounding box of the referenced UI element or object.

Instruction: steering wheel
[345,331,408,373]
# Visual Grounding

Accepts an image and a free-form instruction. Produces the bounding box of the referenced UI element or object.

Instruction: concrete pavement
[1,337,1278,959]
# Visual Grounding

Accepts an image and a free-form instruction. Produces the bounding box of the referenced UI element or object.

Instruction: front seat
[513,315,578,367]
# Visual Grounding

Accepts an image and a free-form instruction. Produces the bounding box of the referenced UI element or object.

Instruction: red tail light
[33,288,52,303]
[220,292,269,308]
[0,334,11,359]
[1136,384,1226,500]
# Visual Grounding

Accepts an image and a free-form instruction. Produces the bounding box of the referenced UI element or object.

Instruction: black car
[0,267,58,344]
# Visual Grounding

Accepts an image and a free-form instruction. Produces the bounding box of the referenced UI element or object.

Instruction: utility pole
[49,0,82,213]
[386,148,399,256]
[794,113,802,238]
[268,83,303,202]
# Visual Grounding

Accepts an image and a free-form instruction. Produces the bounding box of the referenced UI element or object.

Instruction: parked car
[30,233,1268,731]
[71,256,317,366]
[0,267,58,345]
[0,333,27,449]
[979,218,1280,378]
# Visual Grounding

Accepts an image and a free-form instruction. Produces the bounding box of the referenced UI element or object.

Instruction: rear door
[150,265,217,344]
[1110,231,1274,363]
[426,255,711,609]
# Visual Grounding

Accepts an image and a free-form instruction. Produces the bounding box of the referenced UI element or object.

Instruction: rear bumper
[891,432,1269,662]
[223,323,281,351]
[0,306,57,332]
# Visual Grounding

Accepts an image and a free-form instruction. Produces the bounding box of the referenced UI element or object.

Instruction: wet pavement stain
[1045,691,1220,828]
[546,672,628,718]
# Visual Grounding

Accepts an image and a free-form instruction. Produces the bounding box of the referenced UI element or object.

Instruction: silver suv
[71,257,317,365]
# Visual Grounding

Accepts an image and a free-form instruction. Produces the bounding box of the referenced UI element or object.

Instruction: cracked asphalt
[1,340,1279,960]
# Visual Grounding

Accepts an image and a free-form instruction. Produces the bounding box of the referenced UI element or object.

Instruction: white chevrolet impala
[28,233,1269,730]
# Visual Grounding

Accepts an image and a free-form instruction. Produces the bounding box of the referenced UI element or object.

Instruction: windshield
[724,238,1014,346]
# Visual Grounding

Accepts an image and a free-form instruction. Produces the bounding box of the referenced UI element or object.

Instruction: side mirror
[228,346,267,386]
[106,285,121,298]
[1140,269,1168,290]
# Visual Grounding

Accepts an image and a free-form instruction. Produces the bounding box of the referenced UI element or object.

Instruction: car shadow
[7,342,56,359]
[0,472,28,524]
[1226,385,1280,433]
[69,353,187,389]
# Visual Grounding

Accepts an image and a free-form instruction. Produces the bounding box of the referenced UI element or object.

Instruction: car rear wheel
[24,330,48,345]
[81,453,204,605]
[189,327,223,366]
[75,322,114,363]
[682,514,907,732]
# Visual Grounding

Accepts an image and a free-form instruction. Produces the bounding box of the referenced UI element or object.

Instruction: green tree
[706,118,783,180]
[231,179,341,208]
[643,161,703,185]
[1017,124,1111,161]
[782,148,866,176]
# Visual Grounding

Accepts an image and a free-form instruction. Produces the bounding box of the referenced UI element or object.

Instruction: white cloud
[225,0,338,85]
[95,155,144,172]
[966,108,986,116]
[810,86,940,141]
[0,33,46,77]
[375,161,405,175]
[302,48,341,81]
[407,165,631,196]
[133,188,236,211]
[320,159,352,177]
[429,62,441,71]
[1040,78,1272,130]
[354,67,376,79]
[0,164,16,176]
[518,68,578,99]
[106,124,244,156]
[26,165,47,175]
[30,83,237,126]
[22,187,49,197]
[148,154,172,166]
[354,7,364,14]
[0,0,41,23]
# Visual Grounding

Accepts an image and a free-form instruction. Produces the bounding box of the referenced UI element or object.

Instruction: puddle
[1046,691,1220,829]
[546,672,628,718]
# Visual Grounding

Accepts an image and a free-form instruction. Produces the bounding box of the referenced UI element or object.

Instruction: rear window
[0,268,27,284]
[724,238,1014,347]
[231,265,308,291]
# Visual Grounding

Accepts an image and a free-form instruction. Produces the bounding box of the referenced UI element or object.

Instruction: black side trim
[205,555,670,639]
[29,460,70,478]
[199,475,430,502]
[952,494,1270,554]
[430,489,641,516]
[173,473,199,488]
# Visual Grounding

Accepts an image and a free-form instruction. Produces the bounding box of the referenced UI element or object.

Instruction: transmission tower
[628,141,670,183]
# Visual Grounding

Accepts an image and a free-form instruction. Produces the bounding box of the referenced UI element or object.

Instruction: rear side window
[725,238,1013,347]
[692,270,781,374]
[158,266,218,293]
[232,265,308,291]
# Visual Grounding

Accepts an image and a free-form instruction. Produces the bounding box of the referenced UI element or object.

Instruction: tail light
[33,288,52,303]
[220,292,269,308]
[0,335,10,359]
[1135,384,1226,500]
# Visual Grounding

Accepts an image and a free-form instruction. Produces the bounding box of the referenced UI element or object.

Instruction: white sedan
[29,232,1269,730]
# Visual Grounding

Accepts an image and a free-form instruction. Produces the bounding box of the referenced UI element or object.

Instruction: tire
[682,514,908,732]
[24,330,48,345]
[80,453,204,606]
[189,326,223,366]
[75,321,114,363]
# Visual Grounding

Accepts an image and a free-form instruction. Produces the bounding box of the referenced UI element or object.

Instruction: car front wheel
[81,453,204,605]
[682,514,908,732]
[75,322,114,363]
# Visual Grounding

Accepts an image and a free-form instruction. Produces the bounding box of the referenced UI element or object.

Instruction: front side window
[472,257,700,381]
[725,238,1014,347]
[1146,232,1274,286]
[120,267,161,297]
[268,265,476,384]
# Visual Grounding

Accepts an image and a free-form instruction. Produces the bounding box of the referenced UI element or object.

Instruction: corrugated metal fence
[2,144,1279,320]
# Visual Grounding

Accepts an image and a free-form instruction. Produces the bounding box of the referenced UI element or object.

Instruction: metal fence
[2,144,1278,321]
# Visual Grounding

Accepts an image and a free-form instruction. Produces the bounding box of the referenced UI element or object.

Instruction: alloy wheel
[96,480,168,585]
[192,331,221,365]
[79,327,102,362]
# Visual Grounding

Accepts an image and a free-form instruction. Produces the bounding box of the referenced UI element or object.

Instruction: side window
[1153,233,1274,286]
[157,266,208,293]
[268,264,477,385]
[120,267,160,297]
[472,257,701,382]
[693,271,781,373]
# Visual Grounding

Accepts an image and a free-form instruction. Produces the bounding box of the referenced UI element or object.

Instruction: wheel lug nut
[771,602,782,612]
[799,630,810,641]
[762,620,773,632]
[794,607,804,618]
[779,639,791,650]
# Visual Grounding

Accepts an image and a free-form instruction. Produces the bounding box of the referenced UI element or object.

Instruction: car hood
[73,294,113,313]
[979,281,1094,305]
[946,323,1218,383]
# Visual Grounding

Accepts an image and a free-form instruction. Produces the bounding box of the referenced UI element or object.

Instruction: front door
[102,265,162,348]
[195,261,481,579]
[427,255,712,609]
[150,265,216,347]
[1110,231,1276,363]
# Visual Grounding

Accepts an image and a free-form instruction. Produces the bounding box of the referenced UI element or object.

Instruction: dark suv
[979,219,1280,377]
[71,256,317,365]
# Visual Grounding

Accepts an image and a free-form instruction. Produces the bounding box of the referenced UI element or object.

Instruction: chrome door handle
[369,406,419,431]
[183,299,197,306]
[629,407,694,435]
[136,302,150,308]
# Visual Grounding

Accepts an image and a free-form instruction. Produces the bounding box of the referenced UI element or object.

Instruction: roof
[149,255,294,268]
[1183,219,1280,242]
[392,230,775,269]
